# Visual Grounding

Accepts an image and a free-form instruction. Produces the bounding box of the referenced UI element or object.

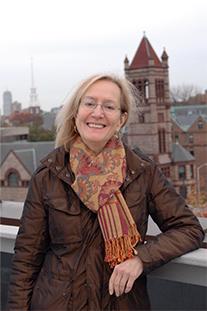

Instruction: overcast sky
[0,0,207,112]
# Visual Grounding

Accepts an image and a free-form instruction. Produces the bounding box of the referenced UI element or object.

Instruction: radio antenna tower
[30,57,38,106]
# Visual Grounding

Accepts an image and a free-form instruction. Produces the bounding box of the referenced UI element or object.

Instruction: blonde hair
[55,73,137,151]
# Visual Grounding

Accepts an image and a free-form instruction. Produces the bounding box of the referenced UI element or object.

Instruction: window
[178,165,186,180]
[197,121,203,129]
[132,79,149,103]
[22,181,29,187]
[138,113,145,123]
[175,134,179,143]
[188,134,194,144]
[190,164,194,178]
[8,172,19,187]
[161,166,170,178]
[158,128,166,153]
[155,79,165,102]
[20,134,28,140]
[158,113,164,123]
[189,149,194,156]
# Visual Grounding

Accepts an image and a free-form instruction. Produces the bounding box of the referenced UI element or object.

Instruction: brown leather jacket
[7,145,204,311]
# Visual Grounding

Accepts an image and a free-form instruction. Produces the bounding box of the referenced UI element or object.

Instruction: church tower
[124,35,172,167]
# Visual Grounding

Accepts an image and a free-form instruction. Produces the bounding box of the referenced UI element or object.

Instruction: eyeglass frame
[79,97,122,114]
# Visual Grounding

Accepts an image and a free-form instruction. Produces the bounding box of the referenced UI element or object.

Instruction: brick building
[124,35,197,198]
[171,109,207,193]
[0,141,54,201]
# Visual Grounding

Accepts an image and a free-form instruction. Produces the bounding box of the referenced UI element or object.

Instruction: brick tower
[124,35,172,168]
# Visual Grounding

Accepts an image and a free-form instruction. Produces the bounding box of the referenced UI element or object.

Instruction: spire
[29,57,38,106]
[129,35,162,70]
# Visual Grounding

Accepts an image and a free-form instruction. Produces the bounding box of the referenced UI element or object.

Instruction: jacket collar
[41,145,74,185]
[123,145,151,189]
[41,144,151,186]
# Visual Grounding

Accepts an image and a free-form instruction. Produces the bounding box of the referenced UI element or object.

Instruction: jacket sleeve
[136,164,204,274]
[7,167,50,311]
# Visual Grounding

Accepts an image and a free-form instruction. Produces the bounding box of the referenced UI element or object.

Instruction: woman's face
[75,79,127,153]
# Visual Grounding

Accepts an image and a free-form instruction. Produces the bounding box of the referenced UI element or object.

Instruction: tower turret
[161,48,169,67]
[124,55,129,70]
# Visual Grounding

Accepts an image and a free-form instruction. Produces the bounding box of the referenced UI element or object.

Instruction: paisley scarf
[70,136,141,268]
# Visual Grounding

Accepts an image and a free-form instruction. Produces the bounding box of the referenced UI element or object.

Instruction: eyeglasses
[80,98,121,114]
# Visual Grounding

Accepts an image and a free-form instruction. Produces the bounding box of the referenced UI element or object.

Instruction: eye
[104,103,116,111]
[84,100,96,108]
[85,101,93,107]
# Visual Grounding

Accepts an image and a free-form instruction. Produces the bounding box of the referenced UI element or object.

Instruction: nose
[91,104,104,116]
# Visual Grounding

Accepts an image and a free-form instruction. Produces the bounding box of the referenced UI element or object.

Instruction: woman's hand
[109,256,143,297]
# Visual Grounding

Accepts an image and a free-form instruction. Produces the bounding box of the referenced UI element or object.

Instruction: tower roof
[129,36,162,69]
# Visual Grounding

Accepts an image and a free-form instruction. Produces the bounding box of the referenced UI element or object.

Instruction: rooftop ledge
[1,217,207,287]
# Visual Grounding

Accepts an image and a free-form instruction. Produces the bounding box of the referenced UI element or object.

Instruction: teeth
[88,123,104,128]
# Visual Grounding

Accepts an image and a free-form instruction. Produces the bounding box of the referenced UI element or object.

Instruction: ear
[120,112,128,127]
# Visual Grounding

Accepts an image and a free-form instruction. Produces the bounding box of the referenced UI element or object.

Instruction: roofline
[0,150,32,177]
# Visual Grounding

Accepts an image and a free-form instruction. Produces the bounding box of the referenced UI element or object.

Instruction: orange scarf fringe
[105,224,141,268]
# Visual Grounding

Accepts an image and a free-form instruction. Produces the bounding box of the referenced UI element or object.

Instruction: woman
[8,74,204,310]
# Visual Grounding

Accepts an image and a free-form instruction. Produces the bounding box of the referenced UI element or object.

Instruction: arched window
[132,79,149,103]
[8,172,19,187]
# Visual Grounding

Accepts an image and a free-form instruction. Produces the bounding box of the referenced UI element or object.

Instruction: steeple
[29,57,39,106]
[129,35,162,69]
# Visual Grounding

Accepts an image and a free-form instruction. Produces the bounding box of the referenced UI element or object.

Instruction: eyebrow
[83,96,116,104]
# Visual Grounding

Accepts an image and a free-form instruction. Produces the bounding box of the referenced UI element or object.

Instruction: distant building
[187,90,207,105]
[3,90,12,116]
[11,101,22,113]
[41,106,62,130]
[0,141,54,202]
[124,35,196,198]
[51,106,62,114]
[28,105,41,115]
[171,110,207,193]
[171,104,207,117]
[0,127,29,142]
[42,111,56,130]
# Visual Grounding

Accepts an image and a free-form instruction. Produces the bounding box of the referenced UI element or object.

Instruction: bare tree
[170,84,201,104]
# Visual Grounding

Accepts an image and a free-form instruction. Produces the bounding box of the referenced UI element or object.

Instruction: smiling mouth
[87,123,105,129]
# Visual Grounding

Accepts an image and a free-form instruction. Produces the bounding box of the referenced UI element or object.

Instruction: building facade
[0,141,54,201]
[171,111,207,193]
[124,35,197,199]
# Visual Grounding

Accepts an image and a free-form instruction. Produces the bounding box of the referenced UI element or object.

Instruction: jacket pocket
[47,197,82,244]
[30,271,72,310]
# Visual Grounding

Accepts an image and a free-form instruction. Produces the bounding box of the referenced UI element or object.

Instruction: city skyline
[1,0,207,112]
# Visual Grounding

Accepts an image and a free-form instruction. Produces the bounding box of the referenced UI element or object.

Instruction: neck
[80,139,106,155]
